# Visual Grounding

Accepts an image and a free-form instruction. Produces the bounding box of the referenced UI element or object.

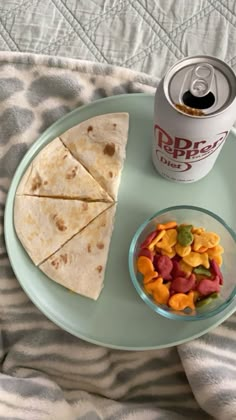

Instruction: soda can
[152,55,236,183]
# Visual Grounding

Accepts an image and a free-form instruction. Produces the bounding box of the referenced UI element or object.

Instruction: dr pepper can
[153,55,236,183]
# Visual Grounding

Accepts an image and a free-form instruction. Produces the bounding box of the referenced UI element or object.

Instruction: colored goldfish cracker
[144,279,158,294]
[192,227,205,234]
[143,271,158,284]
[157,229,178,253]
[137,256,154,275]
[178,231,193,247]
[175,243,191,257]
[148,229,166,251]
[207,245,224,259]
[171,274,196,293]
[183,251,209,269]
[138,248,154,261]
[178,224,193,230]
[144,277,164,294]
[155,255,173,280]
[196,275,220,296]
[156,221,177,231]
[193,232,220,251]
[144,284,152,295]
[196,292,219,308]
[194,274,208,282]
[140,230,158,249]
[171,260,186,278]
[211,259,223,284]
[178,259,193,275]
[153,290,169,305]
[197,246,208,253]
[152,278,170,305]
[193,266,211,277]
[168,291,195,311]
[210,292,219,299]
[161,248,176,259]
[177,225,193,245]
[212,254,223,267]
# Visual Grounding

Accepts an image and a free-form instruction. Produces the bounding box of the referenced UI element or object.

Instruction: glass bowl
[128,205,236,321]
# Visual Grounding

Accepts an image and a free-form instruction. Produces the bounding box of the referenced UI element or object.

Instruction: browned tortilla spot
[87,125,93,133]
[113,123,117,128]
[97,242,104,249]
[57,220,67,231]
[87,244,91,253]
[82,202,88,211]
[61,254,68,264]
[108,171,113,178]
[51,258,60,269]
[31,174,42,191]
[63,154,68,159]
[103,143,115,157]
[66,166,78,179]
[53,214,67,231]
[43,180,48,185]
[96,265,103,273]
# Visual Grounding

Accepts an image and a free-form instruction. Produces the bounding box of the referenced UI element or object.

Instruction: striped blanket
[0,52,236,420]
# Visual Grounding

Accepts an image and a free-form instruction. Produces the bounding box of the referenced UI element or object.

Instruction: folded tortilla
[14,195,111,266]
[16,137,111,202]
[39,205,116,300]
[59,113,129,200]
[14,113,130,300]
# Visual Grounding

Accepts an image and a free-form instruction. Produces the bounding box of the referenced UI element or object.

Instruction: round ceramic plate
[4,94,236,350]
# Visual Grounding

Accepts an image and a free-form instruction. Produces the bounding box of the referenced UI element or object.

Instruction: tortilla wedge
[14,195,111,266]
[16,137,111,202]
[39,204,116,300]
[59,113,129,200]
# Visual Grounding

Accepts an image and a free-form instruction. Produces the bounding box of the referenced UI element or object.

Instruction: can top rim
[164,55,236,118]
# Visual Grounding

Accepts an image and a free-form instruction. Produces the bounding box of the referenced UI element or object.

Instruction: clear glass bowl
[128,205,236,321]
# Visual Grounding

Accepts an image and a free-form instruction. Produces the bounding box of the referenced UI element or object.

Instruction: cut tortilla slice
[39,204,116,300]
[16,137,111,202]
[59,113,129,200]
[14,195,111,266]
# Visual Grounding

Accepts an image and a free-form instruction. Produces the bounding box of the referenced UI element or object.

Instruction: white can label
[153,124,228,182]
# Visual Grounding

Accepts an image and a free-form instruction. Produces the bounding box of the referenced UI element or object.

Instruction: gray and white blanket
[0,52,236,420]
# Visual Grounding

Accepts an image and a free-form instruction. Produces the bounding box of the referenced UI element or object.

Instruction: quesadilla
[39,205,116,300]
[14,112,130,300]
[14,195,111,265]
[16,137,111,202]
[59,113,129,200]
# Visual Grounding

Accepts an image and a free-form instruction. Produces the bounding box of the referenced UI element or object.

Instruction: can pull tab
[190,64,214,97]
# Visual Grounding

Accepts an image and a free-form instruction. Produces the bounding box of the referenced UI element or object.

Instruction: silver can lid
[164,56,236,117]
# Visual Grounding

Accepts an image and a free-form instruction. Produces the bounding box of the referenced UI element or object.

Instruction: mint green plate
[4,94,236,350]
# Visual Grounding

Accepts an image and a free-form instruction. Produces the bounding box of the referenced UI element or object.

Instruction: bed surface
[1,0,236,78]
